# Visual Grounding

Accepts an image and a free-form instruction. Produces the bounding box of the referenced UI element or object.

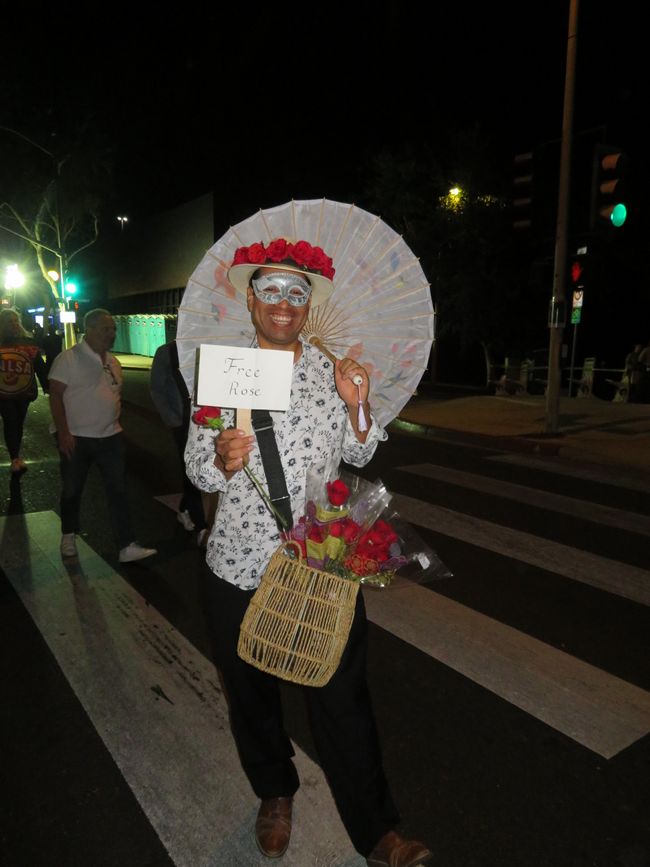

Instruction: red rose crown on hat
[231,239,335,280]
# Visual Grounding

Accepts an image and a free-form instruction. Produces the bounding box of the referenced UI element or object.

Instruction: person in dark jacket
[42,323,64,377]
[0,309,49,473]
[150,339,208,544]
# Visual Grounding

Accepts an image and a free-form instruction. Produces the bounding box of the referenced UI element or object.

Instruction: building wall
[81,192,214,314]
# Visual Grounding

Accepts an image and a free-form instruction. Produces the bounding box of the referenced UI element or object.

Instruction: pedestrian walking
[42,322,64,378]
[150,339,209,545]
[0,308,49,474]
[48,307,157,563]
[185,238,432,867]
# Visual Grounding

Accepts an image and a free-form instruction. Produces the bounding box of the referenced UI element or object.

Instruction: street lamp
[4,264,25,307]
[439,185,466,213]
[117,215,129,231]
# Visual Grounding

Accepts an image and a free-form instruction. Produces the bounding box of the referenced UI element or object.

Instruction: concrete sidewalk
[116,354,650,478]
[397,390,650,477]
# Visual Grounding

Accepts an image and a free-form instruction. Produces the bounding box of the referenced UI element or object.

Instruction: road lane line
[363,577,650,759]
[392,493,650,607]
[487,453,650,491]
[397,463,650,536]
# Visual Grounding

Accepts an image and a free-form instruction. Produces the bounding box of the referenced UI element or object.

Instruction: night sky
[3,1,644,234]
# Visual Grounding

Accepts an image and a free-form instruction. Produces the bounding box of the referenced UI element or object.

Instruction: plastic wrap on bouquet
[282,464,452,588]
[350,509,453,587]
[304,467,390,571]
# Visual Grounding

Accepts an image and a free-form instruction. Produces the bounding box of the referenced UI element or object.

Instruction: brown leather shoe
[366,830,433,867]
[255,796,292,858]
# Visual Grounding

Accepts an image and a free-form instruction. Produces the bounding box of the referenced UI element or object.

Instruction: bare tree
[0,125,110,339]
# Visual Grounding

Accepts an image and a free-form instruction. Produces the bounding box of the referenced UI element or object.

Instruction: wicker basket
[237,542,359,687]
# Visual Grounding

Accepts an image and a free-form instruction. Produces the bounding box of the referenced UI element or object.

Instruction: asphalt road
[2,371,648,867]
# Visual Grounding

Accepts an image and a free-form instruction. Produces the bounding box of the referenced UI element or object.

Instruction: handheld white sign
[196,345,293,412]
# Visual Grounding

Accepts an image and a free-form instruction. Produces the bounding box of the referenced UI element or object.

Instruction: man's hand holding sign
[196,345,293,475]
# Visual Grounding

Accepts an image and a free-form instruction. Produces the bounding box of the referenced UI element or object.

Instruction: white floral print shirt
[184,342,387,589]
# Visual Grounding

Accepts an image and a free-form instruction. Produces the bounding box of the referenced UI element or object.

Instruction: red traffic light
[570,261,583,284]
[568,251,588,290]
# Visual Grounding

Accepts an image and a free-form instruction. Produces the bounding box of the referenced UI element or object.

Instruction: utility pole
[544,0,579,433]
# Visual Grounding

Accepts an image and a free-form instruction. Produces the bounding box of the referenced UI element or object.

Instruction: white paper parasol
[177,198,434,428]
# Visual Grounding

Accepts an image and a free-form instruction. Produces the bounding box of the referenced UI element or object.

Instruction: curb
[389,417,563,455]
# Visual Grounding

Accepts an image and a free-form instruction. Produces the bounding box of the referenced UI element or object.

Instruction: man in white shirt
[48,308,157,563]
[185,240,431,867]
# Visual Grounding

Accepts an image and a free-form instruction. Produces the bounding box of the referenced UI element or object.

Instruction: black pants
[171,423,207,530]
[200,567,400,856]
[58,432,133,548]
[0,399,29,459]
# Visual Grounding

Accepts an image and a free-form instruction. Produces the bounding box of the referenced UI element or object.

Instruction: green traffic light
[610,203,627,228]
[65,280,78,295]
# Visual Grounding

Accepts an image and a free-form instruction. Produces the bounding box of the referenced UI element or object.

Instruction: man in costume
[185,239,432,866]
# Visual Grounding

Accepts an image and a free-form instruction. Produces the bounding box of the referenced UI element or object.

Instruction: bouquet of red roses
[304,470,391,572]
[283,465,448,587]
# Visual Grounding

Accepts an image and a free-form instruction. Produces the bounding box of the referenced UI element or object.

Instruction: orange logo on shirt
[0,350,34,395]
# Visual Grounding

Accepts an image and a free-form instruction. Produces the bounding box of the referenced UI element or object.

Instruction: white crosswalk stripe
[364,577,650,760]
[391,492,650,606]
[371,462,650,758]
[488,451,650,491]
[397,462,650,536]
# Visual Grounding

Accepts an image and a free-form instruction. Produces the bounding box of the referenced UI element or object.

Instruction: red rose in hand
[266,239,289,262]
[327,479,350,506]
[192,405,222,428]
[329,521,344,537]
[247,242,268,264]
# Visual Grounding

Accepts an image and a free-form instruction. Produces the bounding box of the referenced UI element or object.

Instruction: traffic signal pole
[544,0,579,434]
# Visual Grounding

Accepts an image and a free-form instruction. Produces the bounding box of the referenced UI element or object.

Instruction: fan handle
[308,336,363,386]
